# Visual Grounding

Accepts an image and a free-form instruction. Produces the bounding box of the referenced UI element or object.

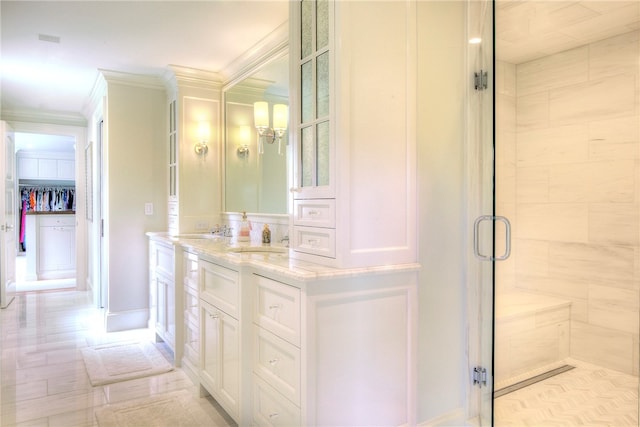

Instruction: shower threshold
[494,365,575,398]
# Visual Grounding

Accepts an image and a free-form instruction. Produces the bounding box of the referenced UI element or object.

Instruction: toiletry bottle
[262,224,271,245]
[238,211,251,242]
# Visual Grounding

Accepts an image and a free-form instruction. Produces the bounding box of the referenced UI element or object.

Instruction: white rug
[96,389,215,426]
[81,341,173,386]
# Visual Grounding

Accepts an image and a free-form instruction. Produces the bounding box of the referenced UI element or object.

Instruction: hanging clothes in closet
[19,186,75,251]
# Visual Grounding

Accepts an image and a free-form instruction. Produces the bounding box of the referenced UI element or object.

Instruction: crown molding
[1,108,87,127]
[99,69,166,91]
[83,72,107,120]
[165,65,223,89]
[220,20,288,88]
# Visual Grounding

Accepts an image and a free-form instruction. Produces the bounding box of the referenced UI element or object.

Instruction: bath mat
[494,364,575,398]
[95,389,215,426]
[81,341,173,386]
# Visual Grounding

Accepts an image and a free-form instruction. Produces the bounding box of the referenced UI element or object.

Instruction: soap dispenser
[238,211,251,242]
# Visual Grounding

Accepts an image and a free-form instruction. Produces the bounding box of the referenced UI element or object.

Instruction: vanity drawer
[254,275,300,347]
[292,226,336,259]
[150,241,174,278]
[293,199,335,228]
[253,375,301,427]
[199,260,239,319]
[183,251,199,291]
[38,215,75,227]
[167,215,178,235]
[168,200,178,216]
[254,327,301,405]
[184,286,199,325]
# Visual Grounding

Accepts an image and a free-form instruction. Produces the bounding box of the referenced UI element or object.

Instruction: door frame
[5,120,87,292]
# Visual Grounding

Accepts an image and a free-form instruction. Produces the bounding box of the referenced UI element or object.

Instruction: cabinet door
[155,275,168,335]
[292,0,334,199]
[38,158,57,179]
[38,226,75,272]
[57,160,75,180]
[17,157,38,179]
[166,279,176,346]
[201,301,221,390]
[201,300,240,419]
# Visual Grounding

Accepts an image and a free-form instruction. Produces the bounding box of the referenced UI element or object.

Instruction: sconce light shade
[195,121,210,155]
[254,102,269,130]
[272,104,288,132]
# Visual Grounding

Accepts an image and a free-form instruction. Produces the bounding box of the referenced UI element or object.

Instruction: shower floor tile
[494,359,638,426]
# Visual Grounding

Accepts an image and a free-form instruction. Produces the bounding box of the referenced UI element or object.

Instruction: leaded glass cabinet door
[292,0,334,200]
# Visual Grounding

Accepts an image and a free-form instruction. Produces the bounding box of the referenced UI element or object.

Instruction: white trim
[418,408,467,426]
[105,308,149,332]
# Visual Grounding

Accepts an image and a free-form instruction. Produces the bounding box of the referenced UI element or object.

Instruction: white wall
[416,1,467,423]
[103,78,167,331]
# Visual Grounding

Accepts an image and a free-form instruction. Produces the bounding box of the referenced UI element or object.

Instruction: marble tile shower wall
[497,30,640,376]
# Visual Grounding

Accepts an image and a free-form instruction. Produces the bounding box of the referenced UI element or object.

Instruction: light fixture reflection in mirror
[237,125,251,157]
[253,101,288,155]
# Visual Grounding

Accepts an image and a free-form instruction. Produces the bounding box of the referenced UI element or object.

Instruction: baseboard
[105,308,149,332]
[419,408,466,426]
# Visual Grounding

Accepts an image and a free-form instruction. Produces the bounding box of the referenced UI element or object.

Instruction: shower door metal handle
[473,215,511,261]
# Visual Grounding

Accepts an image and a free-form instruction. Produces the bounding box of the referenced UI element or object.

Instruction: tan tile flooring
[0,289,236,427]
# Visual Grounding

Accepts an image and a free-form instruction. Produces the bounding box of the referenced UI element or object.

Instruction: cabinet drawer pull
[307,210,319,216]
[268,358,279,366]
[269,304,282,310]
[209,313,219,319]
[269,412,279,419]
[307,238,318,246]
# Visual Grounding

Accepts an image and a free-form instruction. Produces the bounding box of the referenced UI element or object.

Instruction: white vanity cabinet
[198,258,244,424]
[251,270,418,427]
[149,240,177,358]
[290,0,417,268]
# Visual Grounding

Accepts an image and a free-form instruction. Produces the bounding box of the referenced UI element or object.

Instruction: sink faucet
[280,235,290,248]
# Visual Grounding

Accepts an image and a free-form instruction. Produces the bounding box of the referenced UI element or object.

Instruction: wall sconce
[194,121,210,155]
[237,125,251,157]
[254,101,288,155]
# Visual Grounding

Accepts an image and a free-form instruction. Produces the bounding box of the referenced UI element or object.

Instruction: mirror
[224,52,289,215]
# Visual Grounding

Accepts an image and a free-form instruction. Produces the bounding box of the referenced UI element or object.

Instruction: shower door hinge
[474,70,488,91]
[473,366,488,387]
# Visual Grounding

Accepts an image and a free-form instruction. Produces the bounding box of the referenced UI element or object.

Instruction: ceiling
[1,1,638,152]
[496,0,640,64]
[1,1,288,118]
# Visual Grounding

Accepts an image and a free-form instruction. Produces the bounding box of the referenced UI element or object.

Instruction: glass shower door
[466,0,497,424]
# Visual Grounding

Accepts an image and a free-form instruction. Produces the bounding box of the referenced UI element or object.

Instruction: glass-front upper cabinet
[293,0,333,199]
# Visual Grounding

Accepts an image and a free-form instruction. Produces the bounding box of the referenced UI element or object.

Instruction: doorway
[14,132,78,292]
[488,1,640,425]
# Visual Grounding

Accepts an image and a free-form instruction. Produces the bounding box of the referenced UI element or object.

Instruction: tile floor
[494,359,639,426]
[0,289,236,427]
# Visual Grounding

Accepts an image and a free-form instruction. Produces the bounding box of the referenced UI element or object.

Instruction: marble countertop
[147,232,421,282]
